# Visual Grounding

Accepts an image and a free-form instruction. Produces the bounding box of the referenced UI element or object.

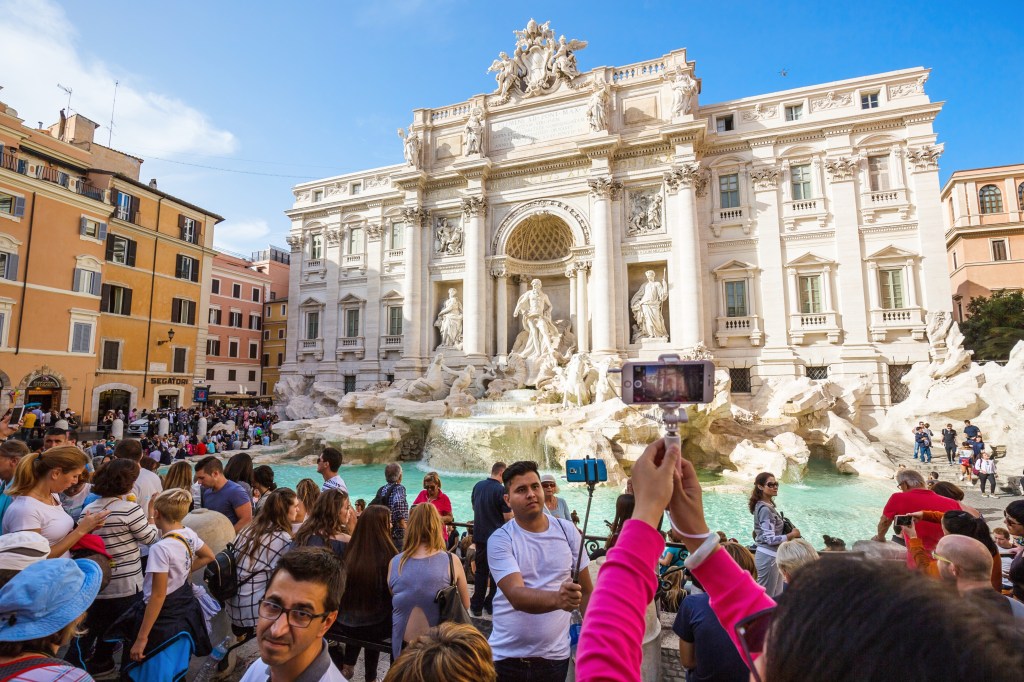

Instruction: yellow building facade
[262,295,288,396]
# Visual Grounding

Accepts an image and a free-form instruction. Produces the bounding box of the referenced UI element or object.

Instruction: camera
[619,359,715,405]
[566,458,608,484]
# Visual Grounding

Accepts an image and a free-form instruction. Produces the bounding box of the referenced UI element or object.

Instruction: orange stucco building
[942,164,1024,321]
[0,97,222,426]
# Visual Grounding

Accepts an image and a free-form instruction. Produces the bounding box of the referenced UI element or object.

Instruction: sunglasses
[764,482,779,488]
[735,606,775,682]
[931,551,952,564]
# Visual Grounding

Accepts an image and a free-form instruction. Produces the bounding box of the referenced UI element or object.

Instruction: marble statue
[664,65,698,118]
[488,52,519,102]
[489,20,589,102]
[631,270,669,341]
[434,216,463,256]
[647,195,663,231]
[485,352,528,398]
[512,279,561,360]
[561,353,594,408]
[403,353,455,402]
[435,288,464,350]
[398,126,421,169]
[551,35,587,82]
[447,365,476,398]
[587,80,610,132]
[594,357,622,403]
[464,107,484,155]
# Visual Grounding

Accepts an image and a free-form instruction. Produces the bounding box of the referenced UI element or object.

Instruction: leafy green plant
[959,291,1024,362]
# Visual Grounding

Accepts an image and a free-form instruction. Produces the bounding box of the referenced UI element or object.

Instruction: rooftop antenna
[57,83,73,114]
[107,80,119,146]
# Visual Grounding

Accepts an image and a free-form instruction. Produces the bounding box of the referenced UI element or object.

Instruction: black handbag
[435,552,472,625]
[780,512,795,535]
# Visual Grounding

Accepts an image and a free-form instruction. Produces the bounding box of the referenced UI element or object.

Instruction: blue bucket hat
[0,558,102,642]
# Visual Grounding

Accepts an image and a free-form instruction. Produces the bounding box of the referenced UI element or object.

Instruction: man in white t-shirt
[317,447,348,494]
[488,460,592,682]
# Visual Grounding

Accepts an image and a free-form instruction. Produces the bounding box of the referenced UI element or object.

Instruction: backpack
[369,483,395,508]
[204,542,241,605]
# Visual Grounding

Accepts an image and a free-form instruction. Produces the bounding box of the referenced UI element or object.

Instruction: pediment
[380,289,403,301]
[299,296,325,307]
[339,293,365,304]
[785,252,835,267]
[712,259,757,273]
[867,245,918,260]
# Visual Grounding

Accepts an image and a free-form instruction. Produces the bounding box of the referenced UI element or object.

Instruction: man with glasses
[239,546,346,681]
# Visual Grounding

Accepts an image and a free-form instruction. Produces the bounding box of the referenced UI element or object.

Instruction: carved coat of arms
[487,19,587,103]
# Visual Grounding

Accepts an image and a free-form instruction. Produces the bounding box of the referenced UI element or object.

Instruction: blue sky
[1,0,1021,253]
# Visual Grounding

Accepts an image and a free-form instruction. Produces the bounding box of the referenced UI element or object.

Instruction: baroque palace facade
[280,21,950,413]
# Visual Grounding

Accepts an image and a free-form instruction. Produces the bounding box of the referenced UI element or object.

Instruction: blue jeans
[913,442,922,459]
[921,446,932,462]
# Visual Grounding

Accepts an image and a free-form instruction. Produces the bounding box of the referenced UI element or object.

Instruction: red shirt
[413,490,453,519]
[195,442,207,456]
[882,488,961,568]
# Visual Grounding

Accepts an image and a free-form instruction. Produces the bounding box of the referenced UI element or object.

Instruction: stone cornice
[707,238,758,249]
[860,222,918,235]
[621,239,672,256]
[781,230,835,242]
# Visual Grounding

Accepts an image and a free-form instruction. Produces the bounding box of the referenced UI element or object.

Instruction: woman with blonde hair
[294,478,319,533]
[388,503,469,659]
[1,446,109,558]
[383,623,496,682]
[162,460,195,513]
[292,488,352,559]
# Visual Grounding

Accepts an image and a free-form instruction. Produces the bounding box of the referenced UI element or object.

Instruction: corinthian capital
[663,162,708,196]
[400,206,430,226]
[461,195,486,218]
[587,176,622,200]
[749,166,781,191]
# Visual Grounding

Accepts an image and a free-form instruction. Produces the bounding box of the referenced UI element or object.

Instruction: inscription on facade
[489,105,589,151]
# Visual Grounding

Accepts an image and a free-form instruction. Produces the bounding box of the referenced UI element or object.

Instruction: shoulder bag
[434,551,472,625]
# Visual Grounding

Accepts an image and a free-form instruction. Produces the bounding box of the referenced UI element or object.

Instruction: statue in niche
[464,107,484,155]
[586,80,610,132]
[435,288,464,350]
[664,65,698,118]
[397,126,421,169]
[434,217,463,256]
[630,270,669,342]
[512,279,562,361]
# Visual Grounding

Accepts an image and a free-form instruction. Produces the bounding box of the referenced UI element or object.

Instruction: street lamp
[156,328,176,346]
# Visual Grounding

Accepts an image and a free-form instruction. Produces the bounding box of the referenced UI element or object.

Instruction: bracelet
[666,511,712,539]
[683,533,721,570]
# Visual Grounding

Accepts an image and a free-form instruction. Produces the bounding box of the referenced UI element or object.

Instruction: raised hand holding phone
[630,438,680,529]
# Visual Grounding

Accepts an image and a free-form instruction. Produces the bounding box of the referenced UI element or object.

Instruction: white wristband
[683,533,721,570]
[667,511,712,540]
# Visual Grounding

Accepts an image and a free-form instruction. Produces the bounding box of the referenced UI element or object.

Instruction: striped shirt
[322,475,348,494]
[83,497,158,599]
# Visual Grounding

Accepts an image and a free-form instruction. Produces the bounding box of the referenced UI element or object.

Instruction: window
[269,291,277,301]
[251,287,261,302]
[348,227,364,255]
[265,305,271,317]
[79,217,106,240]
[228,369,237,382]
[806,366,829,380]
[209,308,222,325]
[310,234,323,259]
[861,92,879,109]
[351,182,362,195]
[206,368,215,381]
[261,381,267,394]
[312,190,323,202]
[171,298,197,325]
[1018,182,1024,211]
[725,280,747,317]
[211,279,221,295]
[73,268,101,296]
[306,311,319,340]
[344,309,360,338]
[179,215,200,244]
[281,304,287,316]
[105,234,137,266]
[71,321,92,353]
[344,375,357,393]
[249,313,262,330]
[979,185,1003,214]
[719,174,740,209]
[0,191,26,217]
[172,347,187,373]
[729,368,751,393]
[229,311,242,327]
[785,104,803,121]
[278,328,285,339]
[206,338,220,356]
[277,352,283,365]
[390,222,405,250]
[992,239,1008,261]
[791,164,812,201]
[716,115,734,132]
[175,255,199,282]
[388,306,404,335]
[101,284,133,316]
[879,268,906,309]
[0,251,16,281]
[232,283,241,298]
[868,155,890,192]
[114,191,139,222]
[263,330,270,341]
[262,353,269,367]
[889,364,912,404]
[798,275,823,314]
[952,251,958,270]
[386,373,395,384]
[228,340,239,358]
[101,340,120,370]
[249,341,258,359]
[248,370,256,382]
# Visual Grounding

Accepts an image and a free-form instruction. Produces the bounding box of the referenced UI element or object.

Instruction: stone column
[587,176,622,356]
[566,264,577,332]
[905,259,917,308]
[822,265,834,312]
[324,228,342,362]
[907,146,951,312]
[664,164,705,349]
[866,262,881,310]
[282,232,303,367]
[750,164,789,351]
[461,197,487,362]
[576,264,589,352]
[400,207,427,369]
[494,266,509,358]
[363,215,385,375]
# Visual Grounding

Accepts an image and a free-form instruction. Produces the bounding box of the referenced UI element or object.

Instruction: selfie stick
[573,458,599,584]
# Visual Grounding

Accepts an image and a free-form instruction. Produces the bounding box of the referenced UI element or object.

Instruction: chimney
[149,178,158,189]
[58,109,67,141]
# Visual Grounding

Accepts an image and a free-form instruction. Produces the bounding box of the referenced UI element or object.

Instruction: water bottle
[569,608,583,659]
[193,636,232,681]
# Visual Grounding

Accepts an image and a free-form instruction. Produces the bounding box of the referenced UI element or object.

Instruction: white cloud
[0,0,236,156]
[213,218,287,256]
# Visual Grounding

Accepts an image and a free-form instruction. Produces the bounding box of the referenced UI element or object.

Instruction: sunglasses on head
[736,606,775,682]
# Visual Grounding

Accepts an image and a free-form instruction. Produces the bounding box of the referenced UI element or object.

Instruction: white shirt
[322,475,348,494]
[2,494,74,557]
[144,527,204,602]
[487,516,588,661]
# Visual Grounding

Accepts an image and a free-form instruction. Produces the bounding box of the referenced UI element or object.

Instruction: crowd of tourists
[0,406,1022,681]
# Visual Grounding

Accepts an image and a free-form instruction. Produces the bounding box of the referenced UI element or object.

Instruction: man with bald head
[935,535,1023,620]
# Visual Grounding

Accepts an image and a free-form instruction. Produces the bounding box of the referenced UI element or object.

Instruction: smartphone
[620,359,715,405]
[6,406,24,425]
[894,514,913,528]
[566,458,608,484]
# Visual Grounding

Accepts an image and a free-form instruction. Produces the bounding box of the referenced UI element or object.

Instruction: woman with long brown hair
[225,487,297,639]
[332,505,397,680]
[293,478,319,533]
[749,471,800,597]
[388,503,469,659]
[292,488,351,559]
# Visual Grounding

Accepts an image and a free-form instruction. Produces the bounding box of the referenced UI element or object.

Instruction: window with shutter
[345,309,360,338]
[211,279,220,295]
[71,322,92,353]
[173,347,187,373]
[1,253,17,281]
[249,342,258,359]
[101,340,120,370]
[880,269,905,309]
[725,281,747,317]
[229,341,239,358]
